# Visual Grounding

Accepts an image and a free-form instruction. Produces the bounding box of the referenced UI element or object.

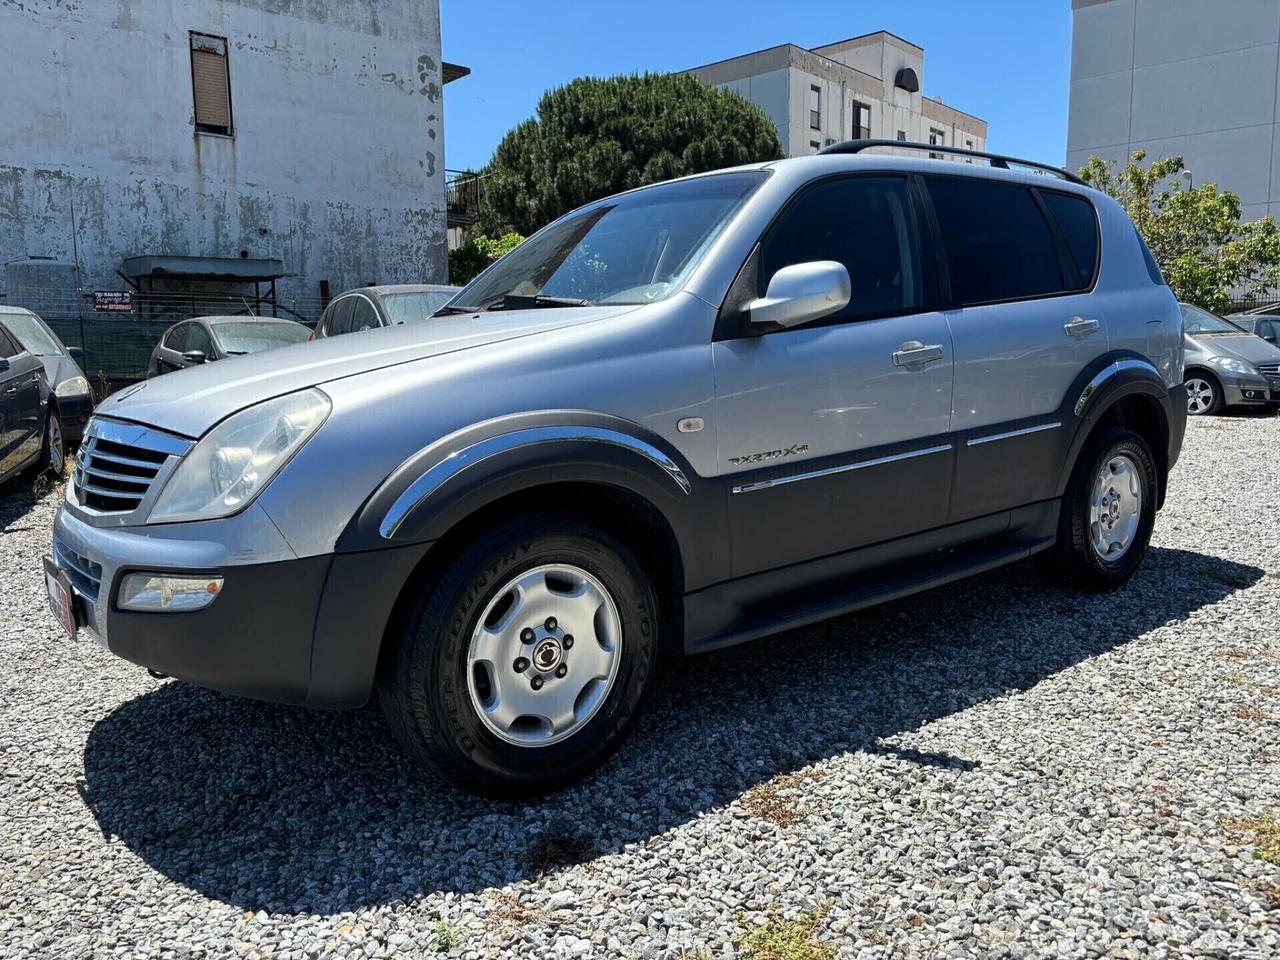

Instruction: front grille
[74,437,168,511]
[53,537,102,602]
[71,419,190,515]
[1257,361,1280,376]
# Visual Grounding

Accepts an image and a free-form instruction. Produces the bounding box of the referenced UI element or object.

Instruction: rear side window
[1133,227,1166,285]
[761,176,924,323]
[1040,191,1099,289]
[925,177,1064,306]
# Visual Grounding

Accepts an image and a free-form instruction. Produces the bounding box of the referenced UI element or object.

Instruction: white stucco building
[686,31,988,159]
[1067,0,1280,222]
[0,0,464,323]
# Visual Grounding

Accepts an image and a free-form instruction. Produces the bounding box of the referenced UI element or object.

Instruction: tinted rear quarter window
[1133,227,1166,286]
[761,175,924,323]
[0,326,19,358]
[1040,191,1099,289]
[926,177,1064,306]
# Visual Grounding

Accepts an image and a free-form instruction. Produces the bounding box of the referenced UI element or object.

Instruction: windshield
[214,322,311,355]
[451,171,768,311]
[1181,303,1241,335]
[383,290,458,325]
[2,312,65,356]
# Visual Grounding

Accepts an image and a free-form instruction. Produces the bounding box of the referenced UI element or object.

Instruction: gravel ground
[2,413,1279,959]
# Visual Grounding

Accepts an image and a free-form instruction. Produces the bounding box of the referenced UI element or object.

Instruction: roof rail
[817,139,1086,186]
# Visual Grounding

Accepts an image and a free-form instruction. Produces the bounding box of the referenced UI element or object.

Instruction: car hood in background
[96,306,637,438]
[1189,332,1280,366]
[38,353,87,392]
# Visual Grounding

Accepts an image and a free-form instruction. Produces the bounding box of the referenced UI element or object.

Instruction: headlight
[55,375,91,399]
[1208,356,1260,377]
[148,388,330,523]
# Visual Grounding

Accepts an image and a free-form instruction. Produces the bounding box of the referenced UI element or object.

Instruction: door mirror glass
[68,346,85,366]
[749,261,851,329]
[0,357,9,373]
[182,350,208,365]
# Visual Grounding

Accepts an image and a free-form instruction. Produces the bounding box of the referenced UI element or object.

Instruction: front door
[713,174,955,577]
[921,176,1109,521]
[0,330,43,475]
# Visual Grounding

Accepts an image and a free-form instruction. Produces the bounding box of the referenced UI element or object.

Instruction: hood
[97,307,634,438]
[38,353,87,393]
[1187,331,1280,366]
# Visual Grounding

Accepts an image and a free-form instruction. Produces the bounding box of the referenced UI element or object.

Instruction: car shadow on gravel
[79,546,1264,914]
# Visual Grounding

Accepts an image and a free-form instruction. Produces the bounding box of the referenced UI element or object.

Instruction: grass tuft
[739,770,826,827]
[1227,812,1280,865]
[736,905,835,960]
[429,920,462,953]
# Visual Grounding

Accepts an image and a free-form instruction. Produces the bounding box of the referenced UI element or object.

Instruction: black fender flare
[337,410,727,591]
[1056,353,1179,501]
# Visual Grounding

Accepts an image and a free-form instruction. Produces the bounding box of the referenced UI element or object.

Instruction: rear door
[713,174,955,576]
[923,175,1107,521]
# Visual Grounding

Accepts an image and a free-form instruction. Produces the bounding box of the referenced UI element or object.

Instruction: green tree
[448,232,525,286]
[479,73,784,236]
[1080,151,1280,312]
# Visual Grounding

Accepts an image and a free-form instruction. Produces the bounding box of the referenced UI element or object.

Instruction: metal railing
[446,169,484,225]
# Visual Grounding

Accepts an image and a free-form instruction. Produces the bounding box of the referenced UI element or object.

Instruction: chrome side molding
[380,425,691,539]
[1074,358,1161,417]
[731,443,951,495]
[966,421,1062,447]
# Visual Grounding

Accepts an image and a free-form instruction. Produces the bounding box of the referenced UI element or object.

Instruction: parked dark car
[148,316,311,376]
[311,284,460,339]
[1231,313,1280,345]
[1181,303,1280,414]
[0,319,60,483]
[0,306,94,450]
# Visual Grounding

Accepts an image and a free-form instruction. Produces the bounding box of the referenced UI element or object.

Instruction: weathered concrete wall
[0,0,447,319]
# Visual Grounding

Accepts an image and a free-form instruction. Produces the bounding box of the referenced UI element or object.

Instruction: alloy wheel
[1088,454,1143,562]
[1185,377,1215,415]
[465,563,622,746]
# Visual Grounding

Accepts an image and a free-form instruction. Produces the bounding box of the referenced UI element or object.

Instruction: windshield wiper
[431,305,474,316]
[483,294,591,311]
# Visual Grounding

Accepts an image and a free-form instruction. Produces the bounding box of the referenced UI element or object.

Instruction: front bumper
[51,503,430,708]
[1221,375,1272,406]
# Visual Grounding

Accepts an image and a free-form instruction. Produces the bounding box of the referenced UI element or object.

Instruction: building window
[809,140,821,154]
[851,101,871,140]
[897,130,907,142]
[964,138,974,162]
[190,33,232,136]
[809,85,821,130]
[928,127,945,159]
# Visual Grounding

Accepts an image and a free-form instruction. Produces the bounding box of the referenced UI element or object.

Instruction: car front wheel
[1184,373,1223,415]
[377,515,661,798]
[42,408,65,477]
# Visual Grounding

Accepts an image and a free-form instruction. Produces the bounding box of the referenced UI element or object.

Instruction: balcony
[446,169,483,227]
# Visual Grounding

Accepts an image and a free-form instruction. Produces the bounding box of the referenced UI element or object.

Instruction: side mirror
[68,346,85,366]
[749,261,851,330]
[182,350,207,365]
[0,357,9,373]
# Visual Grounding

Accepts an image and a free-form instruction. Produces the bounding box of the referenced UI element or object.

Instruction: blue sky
[440,0,1074,173]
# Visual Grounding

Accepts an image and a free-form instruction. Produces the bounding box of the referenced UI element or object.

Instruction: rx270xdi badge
[727,443,809,466]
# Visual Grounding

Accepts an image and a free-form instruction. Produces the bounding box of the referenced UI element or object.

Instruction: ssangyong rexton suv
[46,142,1186,797]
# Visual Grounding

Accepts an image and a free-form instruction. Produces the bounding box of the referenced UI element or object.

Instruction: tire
[41,407,66,478]
[1184,372,1223,416]
[1046,425,1157,591]
[377,515,661,798]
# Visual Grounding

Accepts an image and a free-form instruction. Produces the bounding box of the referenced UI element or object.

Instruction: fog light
[118,573,224,612]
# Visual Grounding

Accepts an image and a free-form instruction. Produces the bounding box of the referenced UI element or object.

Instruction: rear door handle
[892,340,945,366]
[1064,316,1101,338]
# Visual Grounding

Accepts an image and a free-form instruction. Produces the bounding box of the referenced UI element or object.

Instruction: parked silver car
[311,284,461,339]
[47,142,1186,796]
[1180,302,1280,414]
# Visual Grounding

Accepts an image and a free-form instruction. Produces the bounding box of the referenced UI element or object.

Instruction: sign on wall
[92,291,133,313]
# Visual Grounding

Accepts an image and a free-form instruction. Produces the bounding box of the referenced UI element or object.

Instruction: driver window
[350,296,379,331]
[165,324,188,351]
[760,176,924,324]
[186,324,213,354]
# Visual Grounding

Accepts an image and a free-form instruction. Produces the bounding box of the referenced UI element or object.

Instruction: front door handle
[892,341,946,366]
[1064,316,1101,338]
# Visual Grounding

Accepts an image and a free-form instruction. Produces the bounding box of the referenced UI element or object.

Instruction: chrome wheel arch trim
[1073,358,1162,417]
[379,424,692,540]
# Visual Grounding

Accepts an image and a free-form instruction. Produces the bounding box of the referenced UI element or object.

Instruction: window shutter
[191,35,231,132]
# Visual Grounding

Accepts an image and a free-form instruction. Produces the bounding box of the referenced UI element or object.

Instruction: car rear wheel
[1184,373,1223,415]
[377,515,661,798]
[1046,425,1157,591]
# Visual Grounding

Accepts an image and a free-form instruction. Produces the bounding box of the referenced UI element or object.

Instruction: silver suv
[46,142,1186,797]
